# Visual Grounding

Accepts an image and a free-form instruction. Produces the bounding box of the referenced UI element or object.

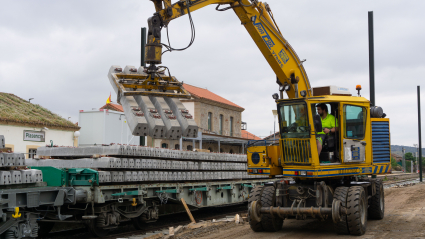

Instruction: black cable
[162,0,196,55]
[216,4,232,11]
[157,66,172,79]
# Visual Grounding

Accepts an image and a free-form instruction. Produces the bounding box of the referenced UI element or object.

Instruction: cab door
[342,104,367,163]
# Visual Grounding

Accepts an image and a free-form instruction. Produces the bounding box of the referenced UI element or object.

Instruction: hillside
[391,145,425,157]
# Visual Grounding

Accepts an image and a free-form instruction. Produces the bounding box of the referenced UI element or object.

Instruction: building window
[29,149,37,159]
[175,144,180,150]
[208,112,212,131]
[161,143,168,148]
[230,117,234,137]
[187,145,193,151]
[219,114,223,135]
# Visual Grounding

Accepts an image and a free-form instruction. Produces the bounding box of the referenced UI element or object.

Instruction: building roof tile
[183,83,244,110]
[100,103,124,112]
[263,132,280,140]
[241,130,262,140]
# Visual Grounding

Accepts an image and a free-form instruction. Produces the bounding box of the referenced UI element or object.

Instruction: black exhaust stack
[368,11,375,106]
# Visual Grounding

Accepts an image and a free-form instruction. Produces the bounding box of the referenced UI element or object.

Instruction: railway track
[383,178,420,188]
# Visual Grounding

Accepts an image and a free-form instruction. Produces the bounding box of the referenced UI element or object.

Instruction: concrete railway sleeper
[248,177,385,236]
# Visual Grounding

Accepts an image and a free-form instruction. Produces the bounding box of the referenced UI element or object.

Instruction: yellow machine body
[247,144,281,175]
[247,95,391,179]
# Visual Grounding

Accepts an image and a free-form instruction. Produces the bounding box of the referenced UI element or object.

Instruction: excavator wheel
[346,186,367,236]
[334,186,349,235]
[368,179,385,220]
[248,185,264,232]
[260,186,283,232]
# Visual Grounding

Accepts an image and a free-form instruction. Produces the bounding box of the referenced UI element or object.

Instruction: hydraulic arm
[142,0,312,99]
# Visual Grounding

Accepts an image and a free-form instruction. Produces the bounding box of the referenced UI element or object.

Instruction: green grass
[0,93,78,129]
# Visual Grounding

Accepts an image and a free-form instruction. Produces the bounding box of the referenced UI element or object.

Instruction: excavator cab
[247,93,389,177]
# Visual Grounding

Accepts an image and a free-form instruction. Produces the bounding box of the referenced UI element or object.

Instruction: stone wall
[201,142,242,153]
[194,101,242,137]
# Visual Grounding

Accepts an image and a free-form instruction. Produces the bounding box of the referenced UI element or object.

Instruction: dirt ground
[175,182,425,239]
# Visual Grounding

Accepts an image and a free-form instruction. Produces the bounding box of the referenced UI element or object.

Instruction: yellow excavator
[119,0,390,235]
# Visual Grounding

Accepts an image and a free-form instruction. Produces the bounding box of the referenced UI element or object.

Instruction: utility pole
[418,85,423,181]
[414,143,419,173]
[402,147,406,173]
[416,152,418,173]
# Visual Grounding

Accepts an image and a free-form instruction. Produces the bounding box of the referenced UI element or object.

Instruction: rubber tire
[37,221,55,237]
[260,186,283,232]
[248,185,264,232]
[368,179,384,220]
[334,186,350,235]
[346,186,367,236]
[86,219,109,237]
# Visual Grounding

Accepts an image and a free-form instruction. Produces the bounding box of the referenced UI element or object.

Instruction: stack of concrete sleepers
[0,152,43,185]
[30,145,268,184]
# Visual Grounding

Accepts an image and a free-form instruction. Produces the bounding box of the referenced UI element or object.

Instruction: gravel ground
[172,182,425,239]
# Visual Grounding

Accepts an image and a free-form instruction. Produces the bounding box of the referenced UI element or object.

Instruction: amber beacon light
[356,85,362,96]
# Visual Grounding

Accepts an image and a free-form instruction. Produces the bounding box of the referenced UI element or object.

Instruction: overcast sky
[1,0,424,146]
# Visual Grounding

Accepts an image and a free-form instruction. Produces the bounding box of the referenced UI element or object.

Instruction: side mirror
[313,115,322,133]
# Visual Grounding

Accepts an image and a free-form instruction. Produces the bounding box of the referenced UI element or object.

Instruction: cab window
[278,102,309,139]
[344,105,366,139]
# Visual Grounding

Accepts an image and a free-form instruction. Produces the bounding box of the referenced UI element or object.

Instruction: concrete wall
[0,124,74,158]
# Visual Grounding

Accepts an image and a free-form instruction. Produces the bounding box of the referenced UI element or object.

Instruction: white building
[78,105,140,146]
[0,92,80,158]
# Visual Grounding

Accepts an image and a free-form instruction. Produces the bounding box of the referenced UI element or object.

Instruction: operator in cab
[316,103,338,155]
